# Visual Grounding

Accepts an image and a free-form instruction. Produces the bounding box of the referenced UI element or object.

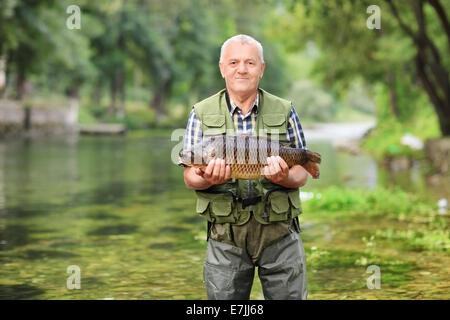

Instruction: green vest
[194,88,302,225]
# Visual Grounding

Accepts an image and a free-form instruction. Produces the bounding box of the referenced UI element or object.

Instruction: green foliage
[375,228,450,251]
[102,103,156,130]
[304,186,436,218]
[2,0,448,133]
[271,0,450,136]
[122,110,156,130]
[78,106,98,125]
[361,84,440,160]
[303,185,449,255]
[1,0,295,124]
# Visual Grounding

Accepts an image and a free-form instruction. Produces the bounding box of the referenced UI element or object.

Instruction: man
[181,34,308,300]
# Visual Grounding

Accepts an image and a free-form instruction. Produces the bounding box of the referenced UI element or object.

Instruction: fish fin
[303,161,320,179]
[306,150,322,164]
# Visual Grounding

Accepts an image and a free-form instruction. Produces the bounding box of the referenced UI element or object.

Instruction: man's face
[219,41,265,96]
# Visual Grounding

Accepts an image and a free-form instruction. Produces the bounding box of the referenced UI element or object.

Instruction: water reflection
[0,284,46,299]
[305,141,378,190]
[87,224,138,236]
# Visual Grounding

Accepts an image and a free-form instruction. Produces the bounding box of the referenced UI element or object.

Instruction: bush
[78,106,98,124]
[123,108,156,129]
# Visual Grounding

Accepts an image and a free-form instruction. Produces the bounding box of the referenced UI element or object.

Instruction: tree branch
[427,0,450,48]
[412,0,450,103]
[385,0,418,42]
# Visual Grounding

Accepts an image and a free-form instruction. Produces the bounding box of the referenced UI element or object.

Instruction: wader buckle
[239,195,262,209]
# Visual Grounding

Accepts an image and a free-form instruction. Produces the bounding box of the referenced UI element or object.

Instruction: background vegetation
[2,0,449,160]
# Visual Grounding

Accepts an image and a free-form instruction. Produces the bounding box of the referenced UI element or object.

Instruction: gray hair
[219,34,264,63]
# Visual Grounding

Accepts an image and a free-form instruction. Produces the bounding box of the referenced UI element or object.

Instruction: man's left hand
[264,156,290,184]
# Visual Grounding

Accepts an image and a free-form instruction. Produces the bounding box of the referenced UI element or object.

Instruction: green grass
[303,186,436,219]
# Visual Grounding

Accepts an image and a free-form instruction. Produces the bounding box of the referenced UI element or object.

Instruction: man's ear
[219,61,225,78]
[259,62,266,79]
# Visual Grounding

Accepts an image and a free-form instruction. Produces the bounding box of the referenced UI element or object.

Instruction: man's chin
[228,85,258,95]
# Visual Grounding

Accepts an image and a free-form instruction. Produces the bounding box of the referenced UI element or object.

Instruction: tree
[386,0,450,135]
[271,0,450,135]
[0,0,100,100]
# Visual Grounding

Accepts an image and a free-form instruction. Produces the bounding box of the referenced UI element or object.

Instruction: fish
[179,135,321,179]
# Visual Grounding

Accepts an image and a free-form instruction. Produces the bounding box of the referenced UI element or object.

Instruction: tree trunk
[15,64,26,100]
[68,83,79,99]
[386,71,399,118]
[117,70,126,119]
[0,56,6,98]
[109,76,117,116]
[150,79,171,119]
[91,80,103,106]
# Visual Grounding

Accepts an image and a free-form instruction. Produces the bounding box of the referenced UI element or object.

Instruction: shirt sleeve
[178,108,203,166]
[286,104,307,149]
[184,108,203,151]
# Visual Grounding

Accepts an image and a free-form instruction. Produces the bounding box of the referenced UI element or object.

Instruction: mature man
[181,34,308,300]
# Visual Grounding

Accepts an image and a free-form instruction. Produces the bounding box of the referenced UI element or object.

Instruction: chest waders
[193,88,303,229]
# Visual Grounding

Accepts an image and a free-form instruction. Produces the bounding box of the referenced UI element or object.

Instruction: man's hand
[195,158,231,186]
[264,156,290,184]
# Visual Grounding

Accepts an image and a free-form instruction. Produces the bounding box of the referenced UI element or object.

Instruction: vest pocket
[202,114,226,135]
[262,114,287,136]
[288,190,302,217]
[267,191,289,222]
[211,200,233,216]
[195,192,236,223]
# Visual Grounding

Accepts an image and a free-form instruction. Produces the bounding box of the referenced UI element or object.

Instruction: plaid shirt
[183,92,307,153]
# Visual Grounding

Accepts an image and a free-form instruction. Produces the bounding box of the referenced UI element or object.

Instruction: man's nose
[237,62,247,73]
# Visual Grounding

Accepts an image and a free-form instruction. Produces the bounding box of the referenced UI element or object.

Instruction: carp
[179,135,321,179]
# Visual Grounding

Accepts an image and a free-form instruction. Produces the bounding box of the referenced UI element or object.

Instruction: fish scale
[179,135,322,179]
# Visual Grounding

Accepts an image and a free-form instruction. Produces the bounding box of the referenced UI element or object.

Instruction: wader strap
[225,223,234,242]
[293,216,301,233]
[206,221,213,241]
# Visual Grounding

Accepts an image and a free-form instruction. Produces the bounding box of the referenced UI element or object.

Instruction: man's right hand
[195,158,231,186]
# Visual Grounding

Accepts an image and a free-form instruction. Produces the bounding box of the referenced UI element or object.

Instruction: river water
[0,122,448,299]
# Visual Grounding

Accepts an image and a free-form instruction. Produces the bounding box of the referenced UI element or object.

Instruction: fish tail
[306,150,322,164]
[303,161,320,179]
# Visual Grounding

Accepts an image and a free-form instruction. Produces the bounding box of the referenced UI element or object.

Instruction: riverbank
[297,187,449,299]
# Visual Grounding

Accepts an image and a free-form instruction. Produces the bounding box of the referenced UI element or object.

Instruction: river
[0,122,448,299]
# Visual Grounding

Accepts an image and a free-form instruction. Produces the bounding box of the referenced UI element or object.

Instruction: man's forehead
[222,42,260,60]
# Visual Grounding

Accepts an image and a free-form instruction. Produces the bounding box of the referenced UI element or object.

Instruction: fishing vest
[193,88,302,225]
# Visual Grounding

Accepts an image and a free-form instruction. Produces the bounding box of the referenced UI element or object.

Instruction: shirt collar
[229,92,259,116]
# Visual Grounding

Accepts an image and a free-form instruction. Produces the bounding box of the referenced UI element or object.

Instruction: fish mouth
[178,150,205,167]
[178,151,190,167]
